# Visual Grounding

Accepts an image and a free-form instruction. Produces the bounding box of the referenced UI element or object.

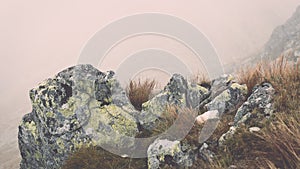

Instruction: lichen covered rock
[205,81,248,115]
[18,64,139,169]
[139,74,209,130]
[234,82,275,125]
[147,139,194,169]
[219,83,275,145]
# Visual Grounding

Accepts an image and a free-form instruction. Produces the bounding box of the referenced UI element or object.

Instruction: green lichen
[82,103,138,148]
[45,111,55,118]
[24,121,37,138]
[214,90,231,102]
[56,138,65,150]
[34,151,42,160]
[231,83,248,95]
[196,84,209,94]
[227,74,235,82]
[156,140,181,162]
[58,97,76,117]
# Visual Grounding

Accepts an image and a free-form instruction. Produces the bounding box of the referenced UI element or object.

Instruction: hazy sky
[0,2,300,166]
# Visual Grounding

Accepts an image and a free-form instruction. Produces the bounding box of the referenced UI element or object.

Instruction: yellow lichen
[231,83,248,95]
[25,121,37,138]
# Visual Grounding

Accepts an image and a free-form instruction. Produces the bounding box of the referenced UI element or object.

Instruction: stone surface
[139,74,209,130]
[260,6,300,61]
[204,81,248,115]
[219,83,274,145]
[147,138,194,169]
[18,64,139,169]
[234,83,275,125]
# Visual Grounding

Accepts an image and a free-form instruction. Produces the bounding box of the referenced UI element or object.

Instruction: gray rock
[147,139,194,169]
[260,6,300,61]
[139,74,209,130]
[205,81,248,115]
[18,64,139,169]
[219,83,274,145]
[198,74,237,108]
[234,83,275,125]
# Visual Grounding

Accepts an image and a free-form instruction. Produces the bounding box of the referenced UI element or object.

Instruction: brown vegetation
[126,79,156,111]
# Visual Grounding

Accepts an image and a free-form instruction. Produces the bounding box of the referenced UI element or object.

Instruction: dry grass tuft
[221,57,300,168]
[237,63,264,96]
[62,146,147,169]
[190,73,211,89]
[126,79,156,111]
[150,105,200,139]
[237,56,299,97]
[256,112,300,168]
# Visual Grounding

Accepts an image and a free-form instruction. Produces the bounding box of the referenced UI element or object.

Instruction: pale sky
[0,1,300,167]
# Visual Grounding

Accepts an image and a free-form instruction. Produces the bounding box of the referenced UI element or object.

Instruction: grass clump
[220,57,300,168]
[62,146,147,169]
[190,73,211,89]
[126,79,156,111]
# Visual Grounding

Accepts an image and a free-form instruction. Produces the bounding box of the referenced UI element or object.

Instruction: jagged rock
[219,83,274,145]
[234,83,275,125]
[261,6,300,61]
[147,139,194,169]
[18,64,139,169]
[204,81,248,115]
[209,74,235,99]
[139,74,209,130]
[198,74,241,109]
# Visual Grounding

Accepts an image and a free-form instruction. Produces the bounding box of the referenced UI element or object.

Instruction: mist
[0,1,300,168]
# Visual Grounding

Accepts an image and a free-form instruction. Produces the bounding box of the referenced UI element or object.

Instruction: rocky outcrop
[229,6,300,72]
[139,74,209,130]
[219,83,275,145]
[18,64,274,169]
[261,6,300,62]
[18,65,139,169]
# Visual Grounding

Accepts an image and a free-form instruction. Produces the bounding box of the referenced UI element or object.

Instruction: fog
[0,0,300,168]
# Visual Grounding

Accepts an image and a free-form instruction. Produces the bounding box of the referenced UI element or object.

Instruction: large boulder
[18,64,139,169]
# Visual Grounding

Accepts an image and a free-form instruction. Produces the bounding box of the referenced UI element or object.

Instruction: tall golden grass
[217,57,300,168]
